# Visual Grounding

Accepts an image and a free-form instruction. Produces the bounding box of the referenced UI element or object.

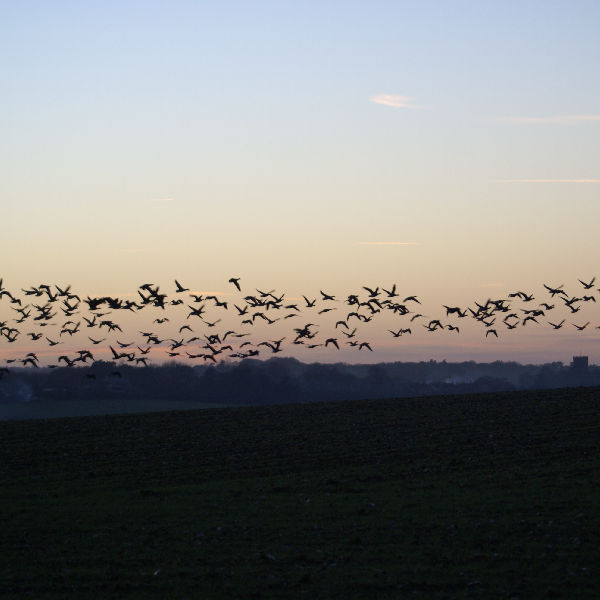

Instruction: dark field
[0,387,599,598]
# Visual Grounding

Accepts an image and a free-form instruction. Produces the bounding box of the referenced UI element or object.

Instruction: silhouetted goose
[382,283,398,297]
[563,296,581,307]
[362,286,379,297]
[109,346,128,360]
[76,350,94,362]
[0,289,20,304]
[83,315,97,328]
[257,341,282,353]
[521,316,539,326]
[229,277,241,291]
[21,357,39,367]
[55,284,72,297]
[256,288,275,298]
[234,304,248,315]
[175,279,189,293]
[187,305,205,319]
[543,284,566,297]
[58,355,76,367]
[578,277,595,290]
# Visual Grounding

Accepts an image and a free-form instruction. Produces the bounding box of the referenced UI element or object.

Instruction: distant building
[571,356,589,371]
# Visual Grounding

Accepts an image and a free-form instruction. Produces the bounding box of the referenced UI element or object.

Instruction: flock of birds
[1,275,599,377]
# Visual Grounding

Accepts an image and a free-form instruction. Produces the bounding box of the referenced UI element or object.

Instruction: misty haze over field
[1,356,597,420]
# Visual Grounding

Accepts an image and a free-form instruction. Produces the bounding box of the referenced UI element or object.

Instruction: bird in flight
[362,286,379,298]
[543,284,566,297]
[382,283,398,298]
[6,273,600,373]
[578,277,596,290]
[175,279,189,293]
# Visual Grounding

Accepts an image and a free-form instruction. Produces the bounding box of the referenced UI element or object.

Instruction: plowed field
[1,387,599,598]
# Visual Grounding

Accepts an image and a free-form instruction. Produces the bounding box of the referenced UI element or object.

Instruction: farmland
[0,386,599,598]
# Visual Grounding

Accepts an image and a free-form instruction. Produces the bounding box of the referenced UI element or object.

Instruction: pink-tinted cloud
[370,94,420,108]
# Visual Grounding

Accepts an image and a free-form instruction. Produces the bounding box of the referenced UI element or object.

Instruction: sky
[2,1,600,365]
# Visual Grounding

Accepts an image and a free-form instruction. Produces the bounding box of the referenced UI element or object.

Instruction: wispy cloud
[358,241,418,246]
[370,94,420,109]
[491,179,600,183]
[501,115,600,124]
